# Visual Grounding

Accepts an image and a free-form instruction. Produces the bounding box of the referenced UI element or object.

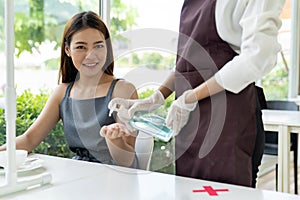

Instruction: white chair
[135,131,154,170]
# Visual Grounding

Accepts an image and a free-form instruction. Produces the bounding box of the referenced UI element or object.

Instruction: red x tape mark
[193,186,229,196]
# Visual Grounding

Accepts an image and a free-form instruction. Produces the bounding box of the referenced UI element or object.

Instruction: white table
[1,154,300,200]
[262,109,300,193]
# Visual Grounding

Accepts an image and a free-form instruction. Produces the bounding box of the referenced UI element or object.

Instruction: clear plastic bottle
[129,111,173,142]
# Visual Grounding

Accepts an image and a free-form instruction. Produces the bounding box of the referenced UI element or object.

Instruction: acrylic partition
[0,0,52,196]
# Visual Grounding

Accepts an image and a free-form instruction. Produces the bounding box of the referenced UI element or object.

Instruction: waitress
[109,0,285,187]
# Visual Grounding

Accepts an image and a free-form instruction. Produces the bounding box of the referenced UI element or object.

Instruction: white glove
[108,90,165,124]
[166,90,197,136]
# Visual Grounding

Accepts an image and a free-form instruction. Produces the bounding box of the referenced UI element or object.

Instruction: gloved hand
[108,90,165,124]
[166,90,197,136]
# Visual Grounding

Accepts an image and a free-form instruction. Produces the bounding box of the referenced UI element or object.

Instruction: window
[262,0,300,101]
[1,0,298,101]
[0,0,99,96]
[108,0,182,89]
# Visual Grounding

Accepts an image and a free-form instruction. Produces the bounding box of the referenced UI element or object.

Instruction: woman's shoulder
[51,83,70,101]
[113,79,137,99]
[116,79,136,90]
[55,83,69,93]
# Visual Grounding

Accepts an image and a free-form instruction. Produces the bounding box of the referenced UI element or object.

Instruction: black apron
[174,0,257,187]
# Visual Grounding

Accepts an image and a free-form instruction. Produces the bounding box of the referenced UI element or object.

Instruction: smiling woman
[1,11,140,170]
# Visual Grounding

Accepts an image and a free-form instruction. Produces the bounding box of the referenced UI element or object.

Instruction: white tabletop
[1,154,300,200]
[262,110,300,128]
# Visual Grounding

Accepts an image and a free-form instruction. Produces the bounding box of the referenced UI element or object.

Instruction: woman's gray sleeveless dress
[60,79,138,167]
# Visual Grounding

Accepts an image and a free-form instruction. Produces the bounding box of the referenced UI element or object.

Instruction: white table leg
[278,125,290,193]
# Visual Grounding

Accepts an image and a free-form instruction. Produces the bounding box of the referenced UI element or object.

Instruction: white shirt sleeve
[214,0,285,93]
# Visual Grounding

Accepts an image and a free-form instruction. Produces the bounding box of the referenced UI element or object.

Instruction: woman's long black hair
[58,11,114,83]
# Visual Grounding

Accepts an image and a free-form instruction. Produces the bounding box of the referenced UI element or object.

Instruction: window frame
[289,0,300,98]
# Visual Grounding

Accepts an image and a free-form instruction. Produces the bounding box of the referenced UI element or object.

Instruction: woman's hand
[100,123,136,167]
[100,123,132,140]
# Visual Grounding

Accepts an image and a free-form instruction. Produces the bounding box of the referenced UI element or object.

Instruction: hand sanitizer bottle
[129,111,173,142]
